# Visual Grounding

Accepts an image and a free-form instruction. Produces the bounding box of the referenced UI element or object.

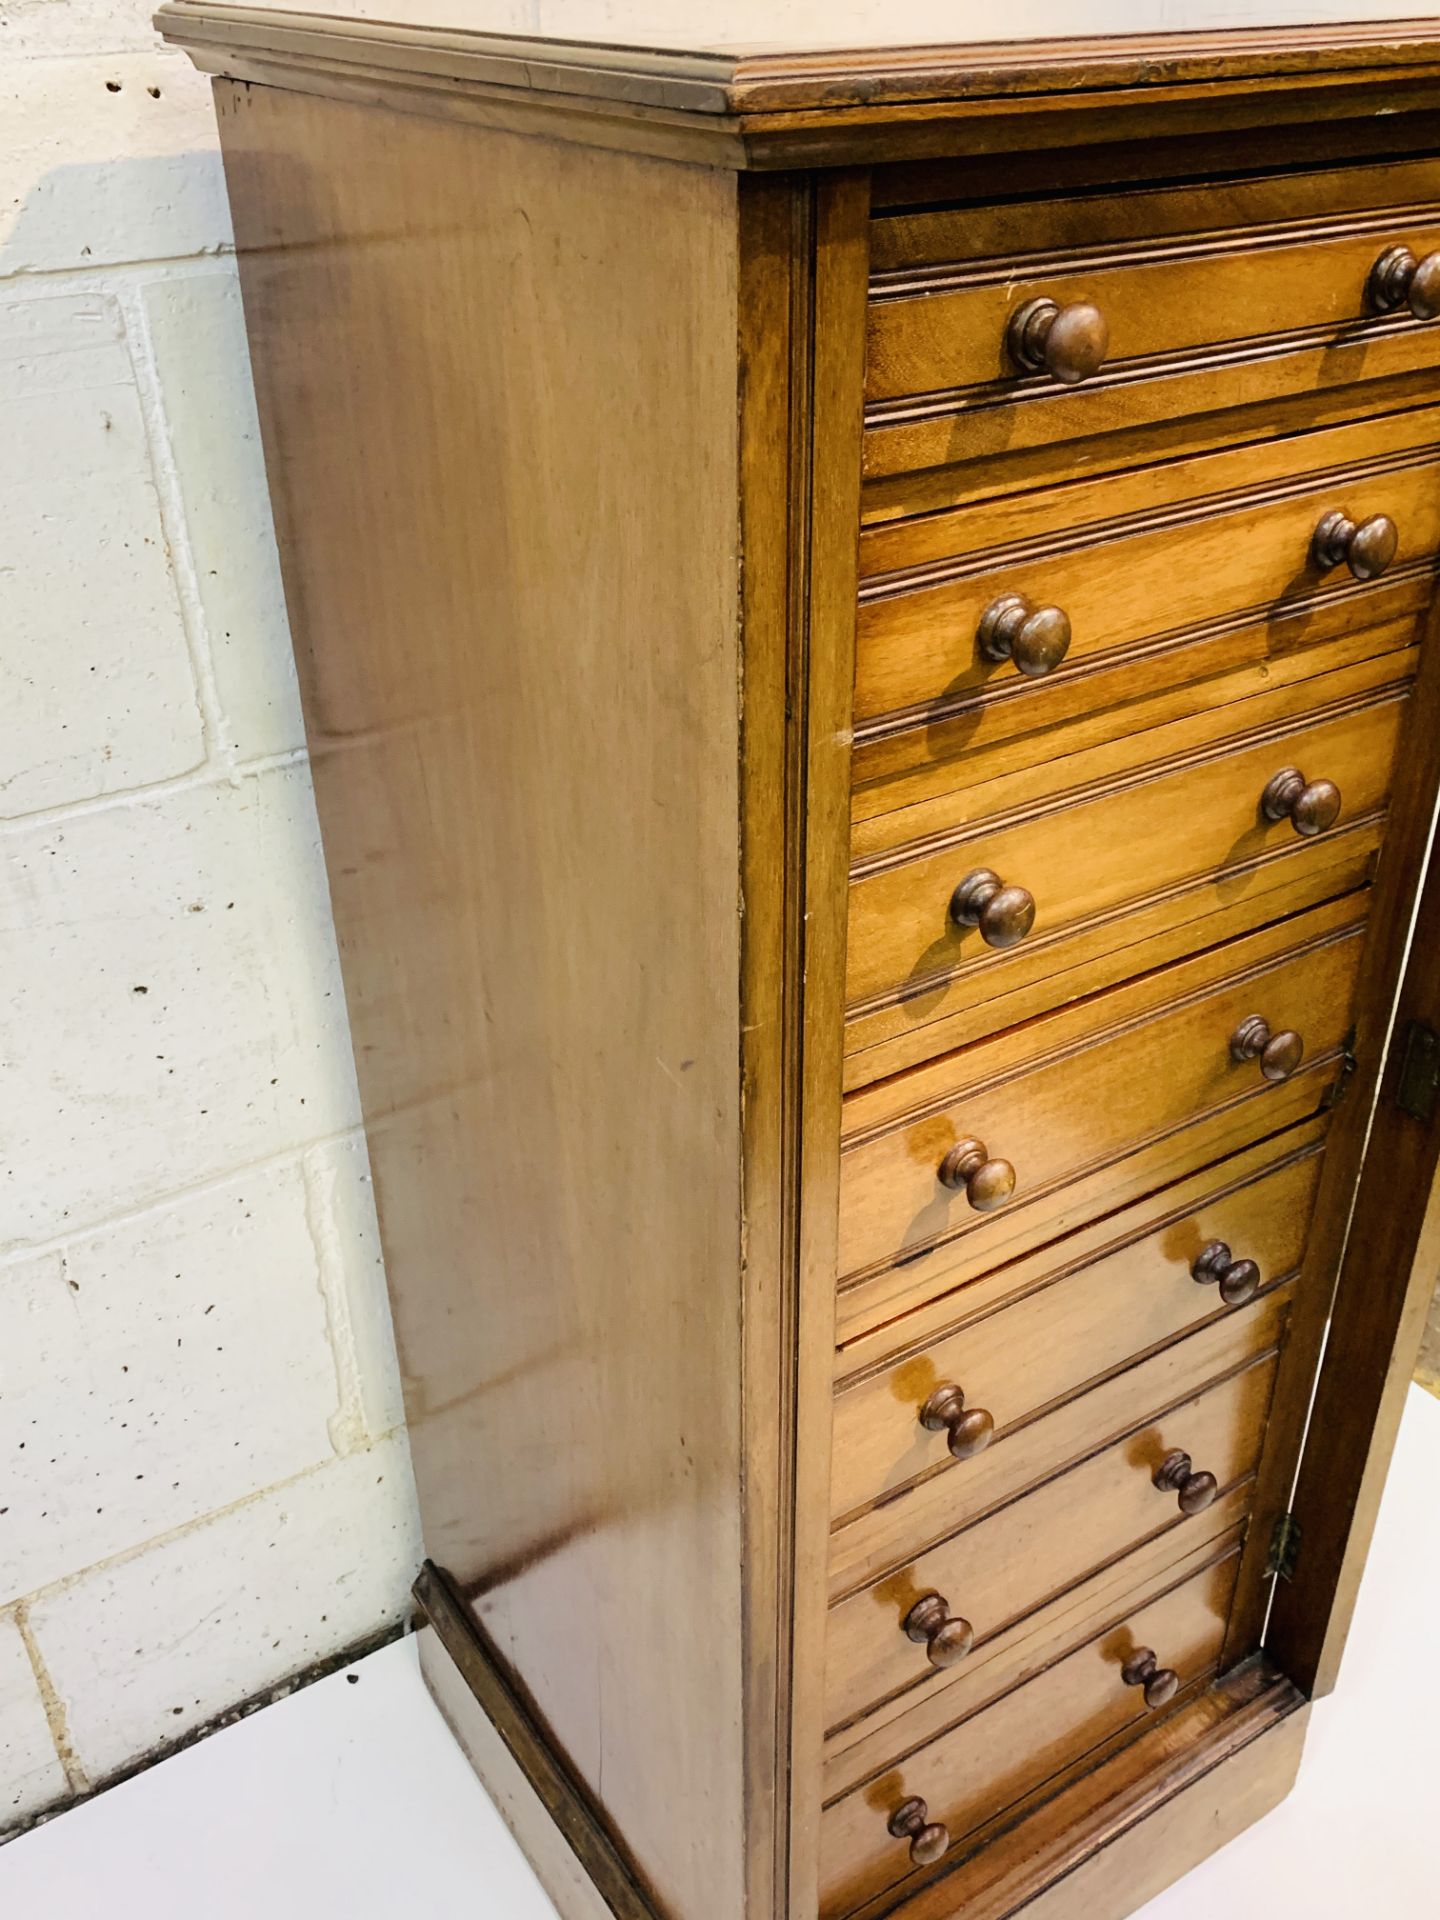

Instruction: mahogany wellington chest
[160,6,1440,1916]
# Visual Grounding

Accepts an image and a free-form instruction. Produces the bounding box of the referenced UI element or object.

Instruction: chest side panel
[215,78,749,1920]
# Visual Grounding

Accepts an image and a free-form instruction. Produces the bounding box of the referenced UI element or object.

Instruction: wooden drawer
[831,1138,1320,1528]
[819,1545,1241,1918]
[845,642,1408,1084]
[846,679,1404,1033]
[823,1502,1249,1803]
[845,839,1381,1094]
[871,150,1440,280]
[863,152,1440,492]
[823,1348,1276,1737]
[838,896,1362,1289]
[830,1127,1322,1598]
[851,620,1422,867]
[853,438,1440,730]
[867,218,1440,405]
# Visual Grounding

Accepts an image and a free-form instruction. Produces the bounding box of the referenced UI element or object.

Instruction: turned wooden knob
[937,1138,1016,1212]
[1368,244,1440,320]
[904,1592,976,1669]
[1007,297,1109,384]
[977,593,1073,678]
[1122,1649,1180,1710]
[1192,1239,1261,1307]
[950,869,1036,950]
[1311,508,1398,580]
[920,1383,996,1461]
[1261,766,1342,838]
[1153,1448,1219,1516]
[1230,1015,1304,1083]
[888,1796,950,1868]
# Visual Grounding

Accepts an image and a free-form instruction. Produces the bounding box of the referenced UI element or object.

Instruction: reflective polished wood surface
[164,9,1440,1920]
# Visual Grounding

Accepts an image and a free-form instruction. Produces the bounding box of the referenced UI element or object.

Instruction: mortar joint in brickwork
[12,1602,88,1798]
[301,1145,371,1457]
[111,276,233,775]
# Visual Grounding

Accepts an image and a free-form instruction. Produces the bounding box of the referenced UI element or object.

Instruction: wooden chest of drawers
[160,7,1440,1918]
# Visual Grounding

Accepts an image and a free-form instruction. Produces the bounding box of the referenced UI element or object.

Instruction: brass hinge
[1268,1511,1302,1582]
[1323,1030,1358,1110]
[1395,1019,1440,1124]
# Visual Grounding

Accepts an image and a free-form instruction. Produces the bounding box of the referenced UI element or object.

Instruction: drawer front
[830,1140,1320,1526]
[863,155,1440,489]
[866,329,1440,504]
[851,622,1420,864]
[845,834,1379,1093]
[830,1130,1321,1600]
[819,1547,1240,1918]
[853,448,1440,727]
[823,1350,1276,1736]
[846,683,1405,1020]
[870,153,1440,278]
[823,1504,1248,1803]
[837,904,1363,1283]
[866,219,1440,404]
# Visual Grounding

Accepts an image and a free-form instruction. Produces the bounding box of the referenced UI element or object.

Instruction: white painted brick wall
[0,1,421,1831]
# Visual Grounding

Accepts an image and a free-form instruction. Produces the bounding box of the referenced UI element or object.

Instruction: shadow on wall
[0,137,306,822]
[0,144,231,283]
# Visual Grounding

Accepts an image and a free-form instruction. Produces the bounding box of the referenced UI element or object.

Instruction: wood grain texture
[774,167,873,1920]
[864,333,1440,509]
[846,680,1406,1027]
[854,445,1440,725]
[156,9,1440,100]
[1268,657,1440,1696]
[864,1658,1305,1920]
[732,172,794,1920]
[830,1142,1320,1524]
[872,149,1440,273]
[824,1515,1249,1802]
[853,650,1409,864]
[843,843,1379,1088]
[838,903,1365,1340]
[869,110,1440,214]
[859,400,1440,569]
[837,902,1364,1283]
[844,889,1359,1129]
[831,1284,1293,1606]
[726,27,1440,110]
[819,1551,1241,1918]
[218,82,751,1920]
[158,8,1440,172]
[834,1117,1326,1364]
[1219,579,1440,1670]
[823,1351,1277,1736]
[735,171,826,1920]
[416,1564,658,1920]
[852,624,1420,854]
[866,219,1440,405]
